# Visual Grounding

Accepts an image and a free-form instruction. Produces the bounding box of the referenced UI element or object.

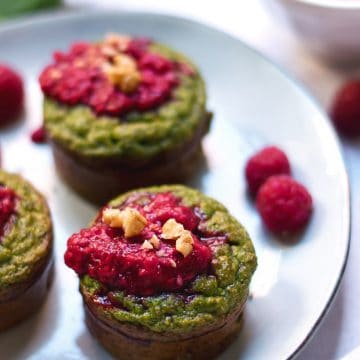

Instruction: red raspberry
[0,64,24,127]
[256,175,312,235]
[245,146,291,195]
[331,80,360,136]
[31,126,47,144]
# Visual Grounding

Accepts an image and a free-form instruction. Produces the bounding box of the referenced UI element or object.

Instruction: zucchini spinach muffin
[0,170,53,331]
[64,185,256,359]
[39,34,211,203]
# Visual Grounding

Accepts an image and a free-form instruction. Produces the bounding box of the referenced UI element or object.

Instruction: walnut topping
[178,230,194,245]
[102,208,124,228]
[121,208,147,237]
[102,35,141,93]
[141,240,153,250]
[113,54,137,70]
[161,219,194,257]
[103,55,141,93]
[149,235,160,249]
[156,249,166,257]
[104,33,131,51]
[176,240,192,257]
[102,207,147,237]
[120,71,141,93]
[176,230,194,257]
[162,219,185,240]
[101,45,118,58]
[169,259,177,268]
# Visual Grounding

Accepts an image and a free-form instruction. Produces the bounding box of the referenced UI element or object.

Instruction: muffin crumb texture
[41,34,207,164]
[0,171,52,290]
[65,185,257,333]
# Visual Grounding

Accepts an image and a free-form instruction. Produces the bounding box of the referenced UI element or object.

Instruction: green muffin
[0,170,53,331]
[65,185,256,359]
[40,34,211,203]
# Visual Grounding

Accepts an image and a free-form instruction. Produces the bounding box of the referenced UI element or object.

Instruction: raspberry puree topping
[39,36,187,117]
[0,186,17,241]
[64,192,227,296]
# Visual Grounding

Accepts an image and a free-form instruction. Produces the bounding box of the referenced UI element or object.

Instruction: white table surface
[42,1,360,358]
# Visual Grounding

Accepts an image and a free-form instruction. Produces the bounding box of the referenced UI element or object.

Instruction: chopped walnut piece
[168,259,177,268]
[141,240,153,250]
[102,207,147,237]
[176,230,194,257]
[104,33,131,51]
[178,230,194,245]
[113,54,137,71]
[176,239,193,257]
[156,249,166,257]
[121,208,147,238]
[101,45,118,58]
[103,60,141,93]
[102,208,123,228]
[120,71,141,93]
[149,235,160,249]
[162,219,184,240]
[162,219,195,257]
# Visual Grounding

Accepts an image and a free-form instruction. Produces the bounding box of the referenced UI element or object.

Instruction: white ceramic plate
[0,10,350,360]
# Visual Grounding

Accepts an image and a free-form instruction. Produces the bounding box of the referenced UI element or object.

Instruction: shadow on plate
[76,328,113,360]
[185,148,210,191]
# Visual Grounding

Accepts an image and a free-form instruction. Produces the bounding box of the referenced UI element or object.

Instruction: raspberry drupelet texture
[245,146,291,195]
[65,192,227,296]
[331,80,360,137]
[0,64,24,127]
[256,175,312,235]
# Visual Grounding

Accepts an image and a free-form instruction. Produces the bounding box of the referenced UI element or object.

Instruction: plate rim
[0,8,351,360]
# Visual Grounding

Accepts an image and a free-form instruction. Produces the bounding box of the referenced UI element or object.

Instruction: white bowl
[266,0,360,64]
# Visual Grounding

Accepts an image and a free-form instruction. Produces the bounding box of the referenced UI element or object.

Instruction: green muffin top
[65,185,257,333]
[0,171,52,293]
[41,35,208,161]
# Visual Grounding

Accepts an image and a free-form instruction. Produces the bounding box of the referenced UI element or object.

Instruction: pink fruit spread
[0,186,17,240]
[39,38,188,116]
[64,192,227,296]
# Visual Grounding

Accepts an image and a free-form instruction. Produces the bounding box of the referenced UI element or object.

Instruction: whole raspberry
[31,126,47,144]
[245,146,291,195]
[331,80,360,136]
[256,175,312,235]
[0,64,24,127]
